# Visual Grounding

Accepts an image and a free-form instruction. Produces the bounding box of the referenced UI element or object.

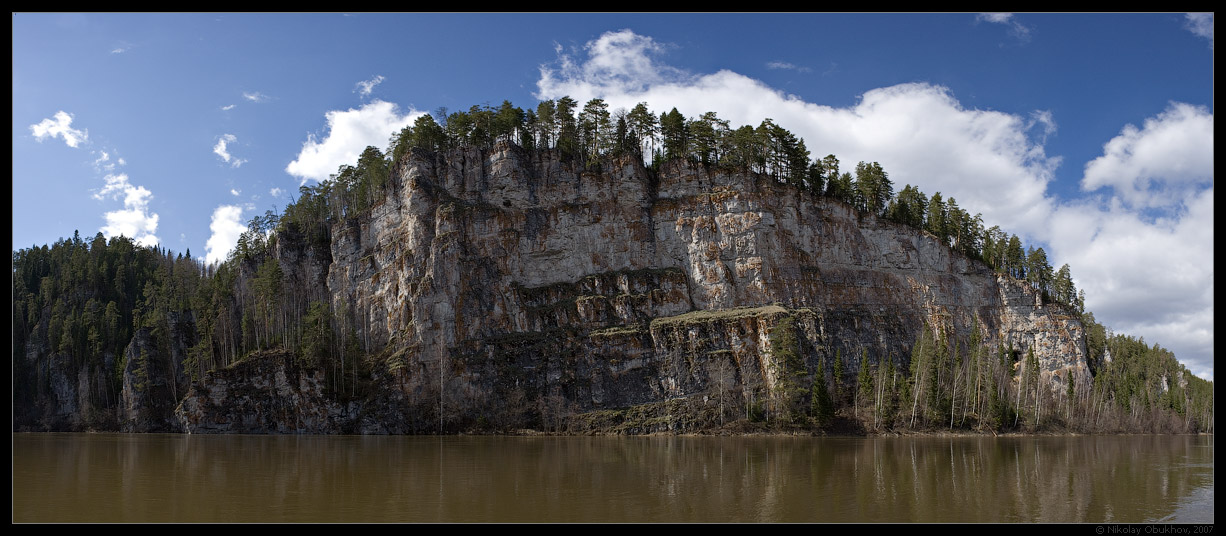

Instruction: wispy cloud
[285,100,421,184]
[204,205,247,265]
[977,13,1013,24]
[1028,110,1057,144]
[355,75,385,97]
[92,150,121,173]
[93,173,160,247]
[766,61,810,73]
[270,187,284,197]
[976,13,1031,42]
[221,103,236,111]
[29,111,88,148]
[212,133,246,167]
[1184,13,1213,49]
[230,188,240,196]
[110,41,132,54]
[242,91,269,103]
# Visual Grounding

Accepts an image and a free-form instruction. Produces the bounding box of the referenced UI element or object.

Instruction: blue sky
[12,13,1213,380]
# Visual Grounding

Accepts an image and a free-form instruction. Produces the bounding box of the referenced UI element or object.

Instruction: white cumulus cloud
[1057,104,1214,379]
[285,99,422,184]
[1081,102,1213,210]
[29,111,89,148]
[355,75,385,97]
[94,173,159,247]
[205,205,247,265]
[1047,187,1213,380]
[538,29,688,98]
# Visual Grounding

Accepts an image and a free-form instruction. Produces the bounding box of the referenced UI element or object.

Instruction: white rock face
[326,143,1088,414]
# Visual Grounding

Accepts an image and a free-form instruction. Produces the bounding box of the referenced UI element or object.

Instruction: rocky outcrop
[171,143,1089,433]
[176,351,355,434]
[283,143,1086,431]
[119,312,196,432]
[14,324,120,431]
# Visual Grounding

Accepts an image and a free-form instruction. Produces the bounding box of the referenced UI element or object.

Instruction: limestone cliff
[178,142,1089,433]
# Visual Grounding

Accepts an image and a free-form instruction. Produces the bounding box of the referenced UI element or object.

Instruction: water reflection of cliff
[14,433,1213,523]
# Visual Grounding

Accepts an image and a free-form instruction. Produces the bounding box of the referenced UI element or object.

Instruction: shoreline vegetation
[481,391,1215,438]
[13,96,1213,436]
[489,429,1215,438]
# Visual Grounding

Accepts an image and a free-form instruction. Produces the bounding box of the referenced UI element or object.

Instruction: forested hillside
[12,97,1213,434]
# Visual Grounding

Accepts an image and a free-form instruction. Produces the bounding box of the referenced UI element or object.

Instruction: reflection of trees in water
[787,435,1211,523]
[169,434,1214,522]
[17,434,1213,522]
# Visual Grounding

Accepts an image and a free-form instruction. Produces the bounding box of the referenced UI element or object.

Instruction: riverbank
[468,398,1209,438]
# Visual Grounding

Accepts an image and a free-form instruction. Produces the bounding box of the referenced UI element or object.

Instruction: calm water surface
[13,433,1213,523]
